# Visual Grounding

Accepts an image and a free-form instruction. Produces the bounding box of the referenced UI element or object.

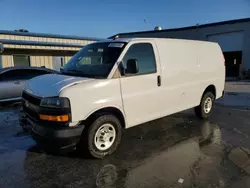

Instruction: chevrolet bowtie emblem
[25,101,29,107]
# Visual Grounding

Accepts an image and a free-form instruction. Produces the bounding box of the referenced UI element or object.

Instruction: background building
[110,18,250,78]
[0,30,100,71]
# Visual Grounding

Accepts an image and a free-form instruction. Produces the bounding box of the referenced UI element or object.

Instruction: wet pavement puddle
[0,105,250,187]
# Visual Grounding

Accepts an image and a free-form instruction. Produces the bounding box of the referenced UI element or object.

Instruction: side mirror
[126,59,139,74]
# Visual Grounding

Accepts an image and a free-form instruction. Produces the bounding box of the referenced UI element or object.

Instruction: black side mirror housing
[126,59,139,74]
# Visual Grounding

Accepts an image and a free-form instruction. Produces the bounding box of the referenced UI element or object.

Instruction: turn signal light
[39,114,69,122]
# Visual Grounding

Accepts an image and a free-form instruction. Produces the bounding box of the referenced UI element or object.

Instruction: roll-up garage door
[207,32,244,52]
[208,32,244,77]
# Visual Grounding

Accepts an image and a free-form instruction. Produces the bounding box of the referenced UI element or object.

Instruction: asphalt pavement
[217,81,250,110]
[0,104,250,188]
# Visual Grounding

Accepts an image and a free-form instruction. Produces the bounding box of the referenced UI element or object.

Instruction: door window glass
[2,70,31,81]
[13,55,30,67]
[122,43,156,75]
[27,69,52,79]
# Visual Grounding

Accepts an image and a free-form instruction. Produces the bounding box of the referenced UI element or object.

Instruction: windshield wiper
[62,69,103,79]
[67,69,83,73]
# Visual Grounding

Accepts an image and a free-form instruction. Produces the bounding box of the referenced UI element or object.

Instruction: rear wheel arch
[201,85,216,102]
[195,85,216,119]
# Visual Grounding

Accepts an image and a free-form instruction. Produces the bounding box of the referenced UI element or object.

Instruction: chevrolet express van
[20,38,225,158]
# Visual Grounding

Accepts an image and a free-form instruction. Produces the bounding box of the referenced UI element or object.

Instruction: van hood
[24,74,93,97]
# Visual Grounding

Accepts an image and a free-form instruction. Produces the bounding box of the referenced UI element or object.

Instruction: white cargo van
[20,38,225,158]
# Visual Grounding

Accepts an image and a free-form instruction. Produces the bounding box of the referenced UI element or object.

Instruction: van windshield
[62,42,126,78]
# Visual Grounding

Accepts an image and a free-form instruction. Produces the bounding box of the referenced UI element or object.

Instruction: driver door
[119,40,163,128]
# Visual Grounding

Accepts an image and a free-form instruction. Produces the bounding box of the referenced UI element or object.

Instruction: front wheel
[195,92,215,119]
[79,114,122,159]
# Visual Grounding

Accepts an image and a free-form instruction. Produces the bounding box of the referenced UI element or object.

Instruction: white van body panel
[116,38,224,128]
[155,39,200,115]
[198,42,225,99]
[59,79,125,124]
[117,39,165,127]
[25,74,92,97]
[23,38,225,129]
[154,39,225,117]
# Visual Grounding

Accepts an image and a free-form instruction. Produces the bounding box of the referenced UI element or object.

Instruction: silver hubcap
[204,97,213,113]
[94,124,116,151]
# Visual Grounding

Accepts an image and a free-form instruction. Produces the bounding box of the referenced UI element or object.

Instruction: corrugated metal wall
[0,34,93,46]
[0,33,94,69]
[30,56,53,69]
[2,55,14,67]
[3,44,81,51]
[64,56,72,63]
[1,55,72,69]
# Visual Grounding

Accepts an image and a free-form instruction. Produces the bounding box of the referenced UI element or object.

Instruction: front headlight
[40,97,70,108]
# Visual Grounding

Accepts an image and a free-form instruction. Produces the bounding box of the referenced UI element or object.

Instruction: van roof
[95,38,134,43]
[96,37,217,45]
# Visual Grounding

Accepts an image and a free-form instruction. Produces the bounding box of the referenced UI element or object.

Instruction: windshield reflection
[62,42,126,78]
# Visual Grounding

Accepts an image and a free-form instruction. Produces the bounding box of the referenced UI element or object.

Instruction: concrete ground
[0,82,250,188]
[216,81,250,109]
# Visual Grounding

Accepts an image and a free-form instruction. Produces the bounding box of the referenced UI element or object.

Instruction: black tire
[79,114,122,159]
[195,92,215,119]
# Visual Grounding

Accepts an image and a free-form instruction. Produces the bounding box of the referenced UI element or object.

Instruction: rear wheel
[195,92,215,119]
[79,114,122,159]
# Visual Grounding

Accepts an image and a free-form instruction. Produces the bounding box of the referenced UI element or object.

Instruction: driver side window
[122,43,156,75]
[1,70,28,81]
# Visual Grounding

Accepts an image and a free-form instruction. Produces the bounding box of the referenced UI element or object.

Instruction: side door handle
[157,75,161,87]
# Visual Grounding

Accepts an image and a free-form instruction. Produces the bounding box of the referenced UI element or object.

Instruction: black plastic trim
[22,98,72,127]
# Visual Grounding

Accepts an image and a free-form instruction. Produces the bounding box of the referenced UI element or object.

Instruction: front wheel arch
[78,113,123,158]
[83,107,126,129]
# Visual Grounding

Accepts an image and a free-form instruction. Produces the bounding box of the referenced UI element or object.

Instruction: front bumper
[20,109,85,151]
